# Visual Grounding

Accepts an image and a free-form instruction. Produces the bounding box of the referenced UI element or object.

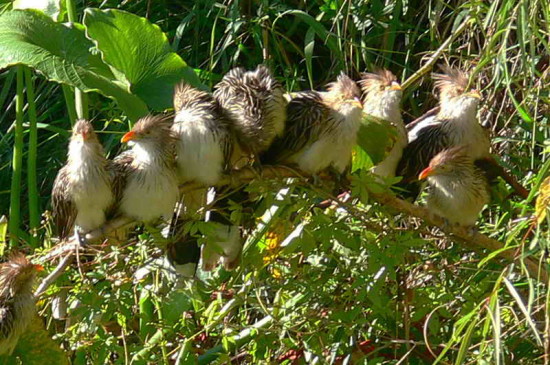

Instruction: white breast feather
[67,142,113,232]
[292,105,362,174]
[173,114,225,185]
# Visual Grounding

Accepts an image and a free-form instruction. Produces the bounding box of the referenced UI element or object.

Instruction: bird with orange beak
[397,66,490,198]
[112,115,179,224]
[359,69,406,178]
[418,146,490,226]
[52,119,114,241]
[262,73,363,176]
[0,253,43,355]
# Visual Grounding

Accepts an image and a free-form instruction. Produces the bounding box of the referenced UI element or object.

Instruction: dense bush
[0,0,548,363]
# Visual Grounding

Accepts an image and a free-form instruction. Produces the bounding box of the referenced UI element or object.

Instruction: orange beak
[81,131,89,140]
[351,97,363,109]
[466,90,481,99]
[418,166,434,180]
[33,264,44,272]
[389,82,402,91]
[121,131,136,143]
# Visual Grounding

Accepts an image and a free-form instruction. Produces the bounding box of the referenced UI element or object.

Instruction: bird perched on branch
[262,73,363,176]
[0,253,43,355]
[170,83,239,274]
[208,65,286,271]
[358,69,406,178]
[213,64,286,160]
[52,119,114,241]
[418,146,490,226]
[396,66,490,197]
[112,115,179,224]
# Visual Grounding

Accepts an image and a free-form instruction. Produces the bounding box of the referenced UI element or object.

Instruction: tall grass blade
[8,66,24,246]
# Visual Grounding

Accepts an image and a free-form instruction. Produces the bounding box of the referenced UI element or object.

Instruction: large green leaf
[13,0,63,21]
[83,8,203,111]
[0,9,149,121]
[356,114,398,166]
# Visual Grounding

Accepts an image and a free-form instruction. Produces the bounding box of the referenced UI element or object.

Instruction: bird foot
[465,225,478,238]
[74,230,89,246]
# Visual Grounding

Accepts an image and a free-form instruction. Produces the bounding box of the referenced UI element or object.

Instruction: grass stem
[9,67,25,247]
[24,67,39,248]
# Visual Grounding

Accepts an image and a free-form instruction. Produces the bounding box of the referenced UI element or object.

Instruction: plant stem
[9,67,25,247]
[24,67,39,248]
[66,0,88,120]
[61,85,77,126]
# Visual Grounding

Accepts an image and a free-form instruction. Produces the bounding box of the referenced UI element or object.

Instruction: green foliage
[83,8,203,110]
[0,9,148,121]
[0,0,548,364]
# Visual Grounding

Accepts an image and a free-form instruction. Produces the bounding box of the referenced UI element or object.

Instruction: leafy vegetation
[0,0,548,363]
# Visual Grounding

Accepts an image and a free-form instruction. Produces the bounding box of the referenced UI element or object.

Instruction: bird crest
[326,73,361,100]
[359,69,398,93]
[173,82,215,113]
[432,65,471,100]
[429,145,472,168]
[0,253,41,298]
[132,114,173,135]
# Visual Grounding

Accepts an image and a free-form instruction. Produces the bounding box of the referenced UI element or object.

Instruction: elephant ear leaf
[83,8,204,111]
[13,0,63,21]
[0,9,148,121]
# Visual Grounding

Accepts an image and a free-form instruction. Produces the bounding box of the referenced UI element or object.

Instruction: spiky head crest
[432,65,471,100]
[326,73,361,100]
[429,145,472,170]
[359,69,399,94]
[173,82,215,113]
[0,253,41,299]
[72,119,99,142]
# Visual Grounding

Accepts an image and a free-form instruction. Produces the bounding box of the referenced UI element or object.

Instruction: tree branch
[371,191,547,282]
[44,165,547,284]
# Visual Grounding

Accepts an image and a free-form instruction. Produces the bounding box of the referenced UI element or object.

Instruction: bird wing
[107,151,134,218]
[397,122,449,183]
[261,92,330,164]
[405,106,440,132]
[51,166,76,239]
[0,305,14,340]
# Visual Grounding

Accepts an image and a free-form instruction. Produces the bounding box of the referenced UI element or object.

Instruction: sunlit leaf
[535,176,550,224]
[83,8,203,111]
[13,0,63,21]
[0,9,148,121]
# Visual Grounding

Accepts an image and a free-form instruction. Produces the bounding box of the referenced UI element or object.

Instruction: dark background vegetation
[0,0,548,363]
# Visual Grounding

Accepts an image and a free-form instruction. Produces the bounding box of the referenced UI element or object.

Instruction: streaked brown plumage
[112,115,179,223]
[170,83,239,275]
[172,82,235,186]
[0,253,42,355]
[51,120,114,239]
[419,146,490,226]
[359,69,406,178]
[396,66,490,197]
[213,64,286,158]
[262,73,363,175]
[208,65,286,271]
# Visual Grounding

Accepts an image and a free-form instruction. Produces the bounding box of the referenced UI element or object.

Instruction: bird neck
[67,140,106,173]
[438,99,477,122]
[429,167,474,189]
[131,140,171,168]
[363,97,402,124]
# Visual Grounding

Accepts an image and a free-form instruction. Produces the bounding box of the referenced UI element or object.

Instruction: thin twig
[401,15,472,90]
[371,192,547,282]
[35,253,75,298]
